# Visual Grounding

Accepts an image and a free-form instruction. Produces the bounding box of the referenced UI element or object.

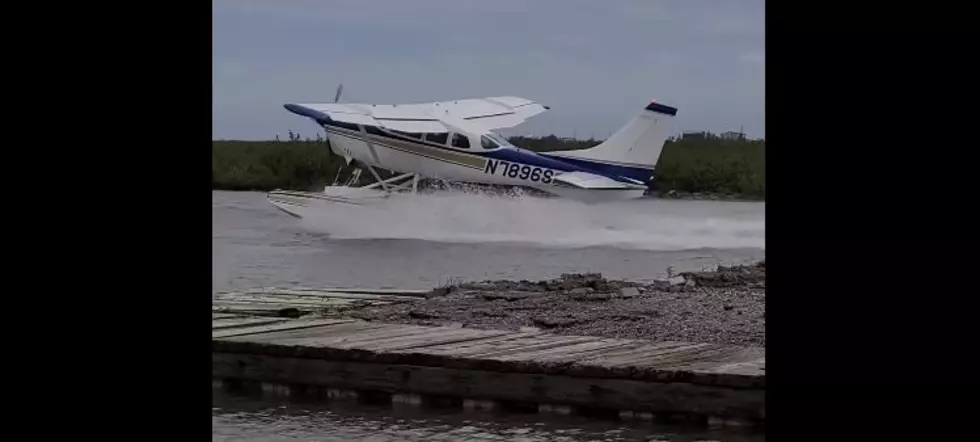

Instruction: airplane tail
[542,100,677,183]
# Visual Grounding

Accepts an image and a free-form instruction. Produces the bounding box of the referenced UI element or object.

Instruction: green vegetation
[212,131,765,199]
[654,135,765,199]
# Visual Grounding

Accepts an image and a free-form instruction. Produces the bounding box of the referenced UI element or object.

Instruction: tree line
[211,132,765,199]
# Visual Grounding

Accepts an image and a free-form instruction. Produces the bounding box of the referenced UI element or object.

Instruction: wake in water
[296,189,765,251]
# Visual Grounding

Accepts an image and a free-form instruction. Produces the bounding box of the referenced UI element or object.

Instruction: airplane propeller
[334,83,344,103]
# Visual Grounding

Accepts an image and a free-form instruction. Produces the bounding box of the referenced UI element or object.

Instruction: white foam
[296,190,765,251]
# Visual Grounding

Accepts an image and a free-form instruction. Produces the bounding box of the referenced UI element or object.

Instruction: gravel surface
[352,261,766,347]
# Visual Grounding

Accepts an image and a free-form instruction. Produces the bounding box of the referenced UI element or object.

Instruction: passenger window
[425,132,449,145]
[481,135,500,150]
[451,133,470,149]
[391,130,422,140]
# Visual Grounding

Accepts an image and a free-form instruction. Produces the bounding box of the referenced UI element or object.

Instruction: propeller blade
[334,83,344,103]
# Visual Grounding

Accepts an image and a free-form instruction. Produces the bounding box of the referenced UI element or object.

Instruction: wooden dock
[212,287,429,317]
[212,293,765,425]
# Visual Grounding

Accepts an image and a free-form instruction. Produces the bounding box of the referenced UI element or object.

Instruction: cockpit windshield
[481,132,511,149]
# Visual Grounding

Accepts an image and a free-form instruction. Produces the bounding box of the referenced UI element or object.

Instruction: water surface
[211,190,766,441]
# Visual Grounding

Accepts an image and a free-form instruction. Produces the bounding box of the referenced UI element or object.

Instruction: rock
[459,281,496,291]
[678,261,766,288]
[408,310,438,319]
[561,272,603,281]
[495,281,523,291]
[619,287,640,298]
[518,326,540,333]
[723,305,734,311]
[652,276,687,290]
[532,316,579,328]
[572,293,611,302]
[520,283,545,292]
[568,287,594,296]
[448,322,464,328]
[481,292,528,302]
[427,286,455,297]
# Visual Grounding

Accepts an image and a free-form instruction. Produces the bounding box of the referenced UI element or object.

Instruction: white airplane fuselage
[319,120,648,202]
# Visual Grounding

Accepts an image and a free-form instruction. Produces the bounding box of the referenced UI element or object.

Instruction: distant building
[681,131,708,140]
[720,131,747,140]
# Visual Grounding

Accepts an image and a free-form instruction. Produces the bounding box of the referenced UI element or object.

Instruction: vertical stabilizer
[543,100,678,183]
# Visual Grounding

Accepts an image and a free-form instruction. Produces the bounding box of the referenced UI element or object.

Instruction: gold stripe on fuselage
[324,127,488,170]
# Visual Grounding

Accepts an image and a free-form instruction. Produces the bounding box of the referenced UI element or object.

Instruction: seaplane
[267,84,678,218]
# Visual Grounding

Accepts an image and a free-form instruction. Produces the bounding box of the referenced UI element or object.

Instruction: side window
[364,126,385,136]
[424,132,449,145]
[451,133,470,149]
[481,135,500,150]
[391,130,422,140]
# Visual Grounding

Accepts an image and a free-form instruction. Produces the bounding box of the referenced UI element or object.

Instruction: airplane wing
[285,96,549,133]
[551,171,646,189]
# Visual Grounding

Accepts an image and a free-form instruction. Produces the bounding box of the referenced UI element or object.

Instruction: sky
[212,0,765,141]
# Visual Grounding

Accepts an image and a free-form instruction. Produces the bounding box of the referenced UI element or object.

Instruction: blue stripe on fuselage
[473,148,646,185]
[537,153,655,183]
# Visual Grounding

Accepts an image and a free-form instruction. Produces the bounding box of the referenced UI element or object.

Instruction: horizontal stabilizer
[552,171,645,189]
[284,96,549,133]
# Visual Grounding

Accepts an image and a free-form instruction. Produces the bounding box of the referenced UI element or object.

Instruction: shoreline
[650,189,765,202]
[350,261,766,347]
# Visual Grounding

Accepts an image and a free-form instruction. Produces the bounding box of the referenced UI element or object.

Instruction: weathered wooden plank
[248,287,432,298]
[212,319,355,339]
[579,342,717,367]
[212,316,289,330]
[213,352,765,420]
[640,346,754,372]
[492,339,645,363]
[211,319,766,388]
[237,289,423,301]
[218,321,398,345]
[465,335,605,359]
[326,325,493,350]
[355,328,514,352]
[576,341,694,365]
[390,331,546,357]
[213,294,367,307]
[697,348,766,375]
[630,344,740,369]
[211,303,294,313]
[211,313,242,320]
